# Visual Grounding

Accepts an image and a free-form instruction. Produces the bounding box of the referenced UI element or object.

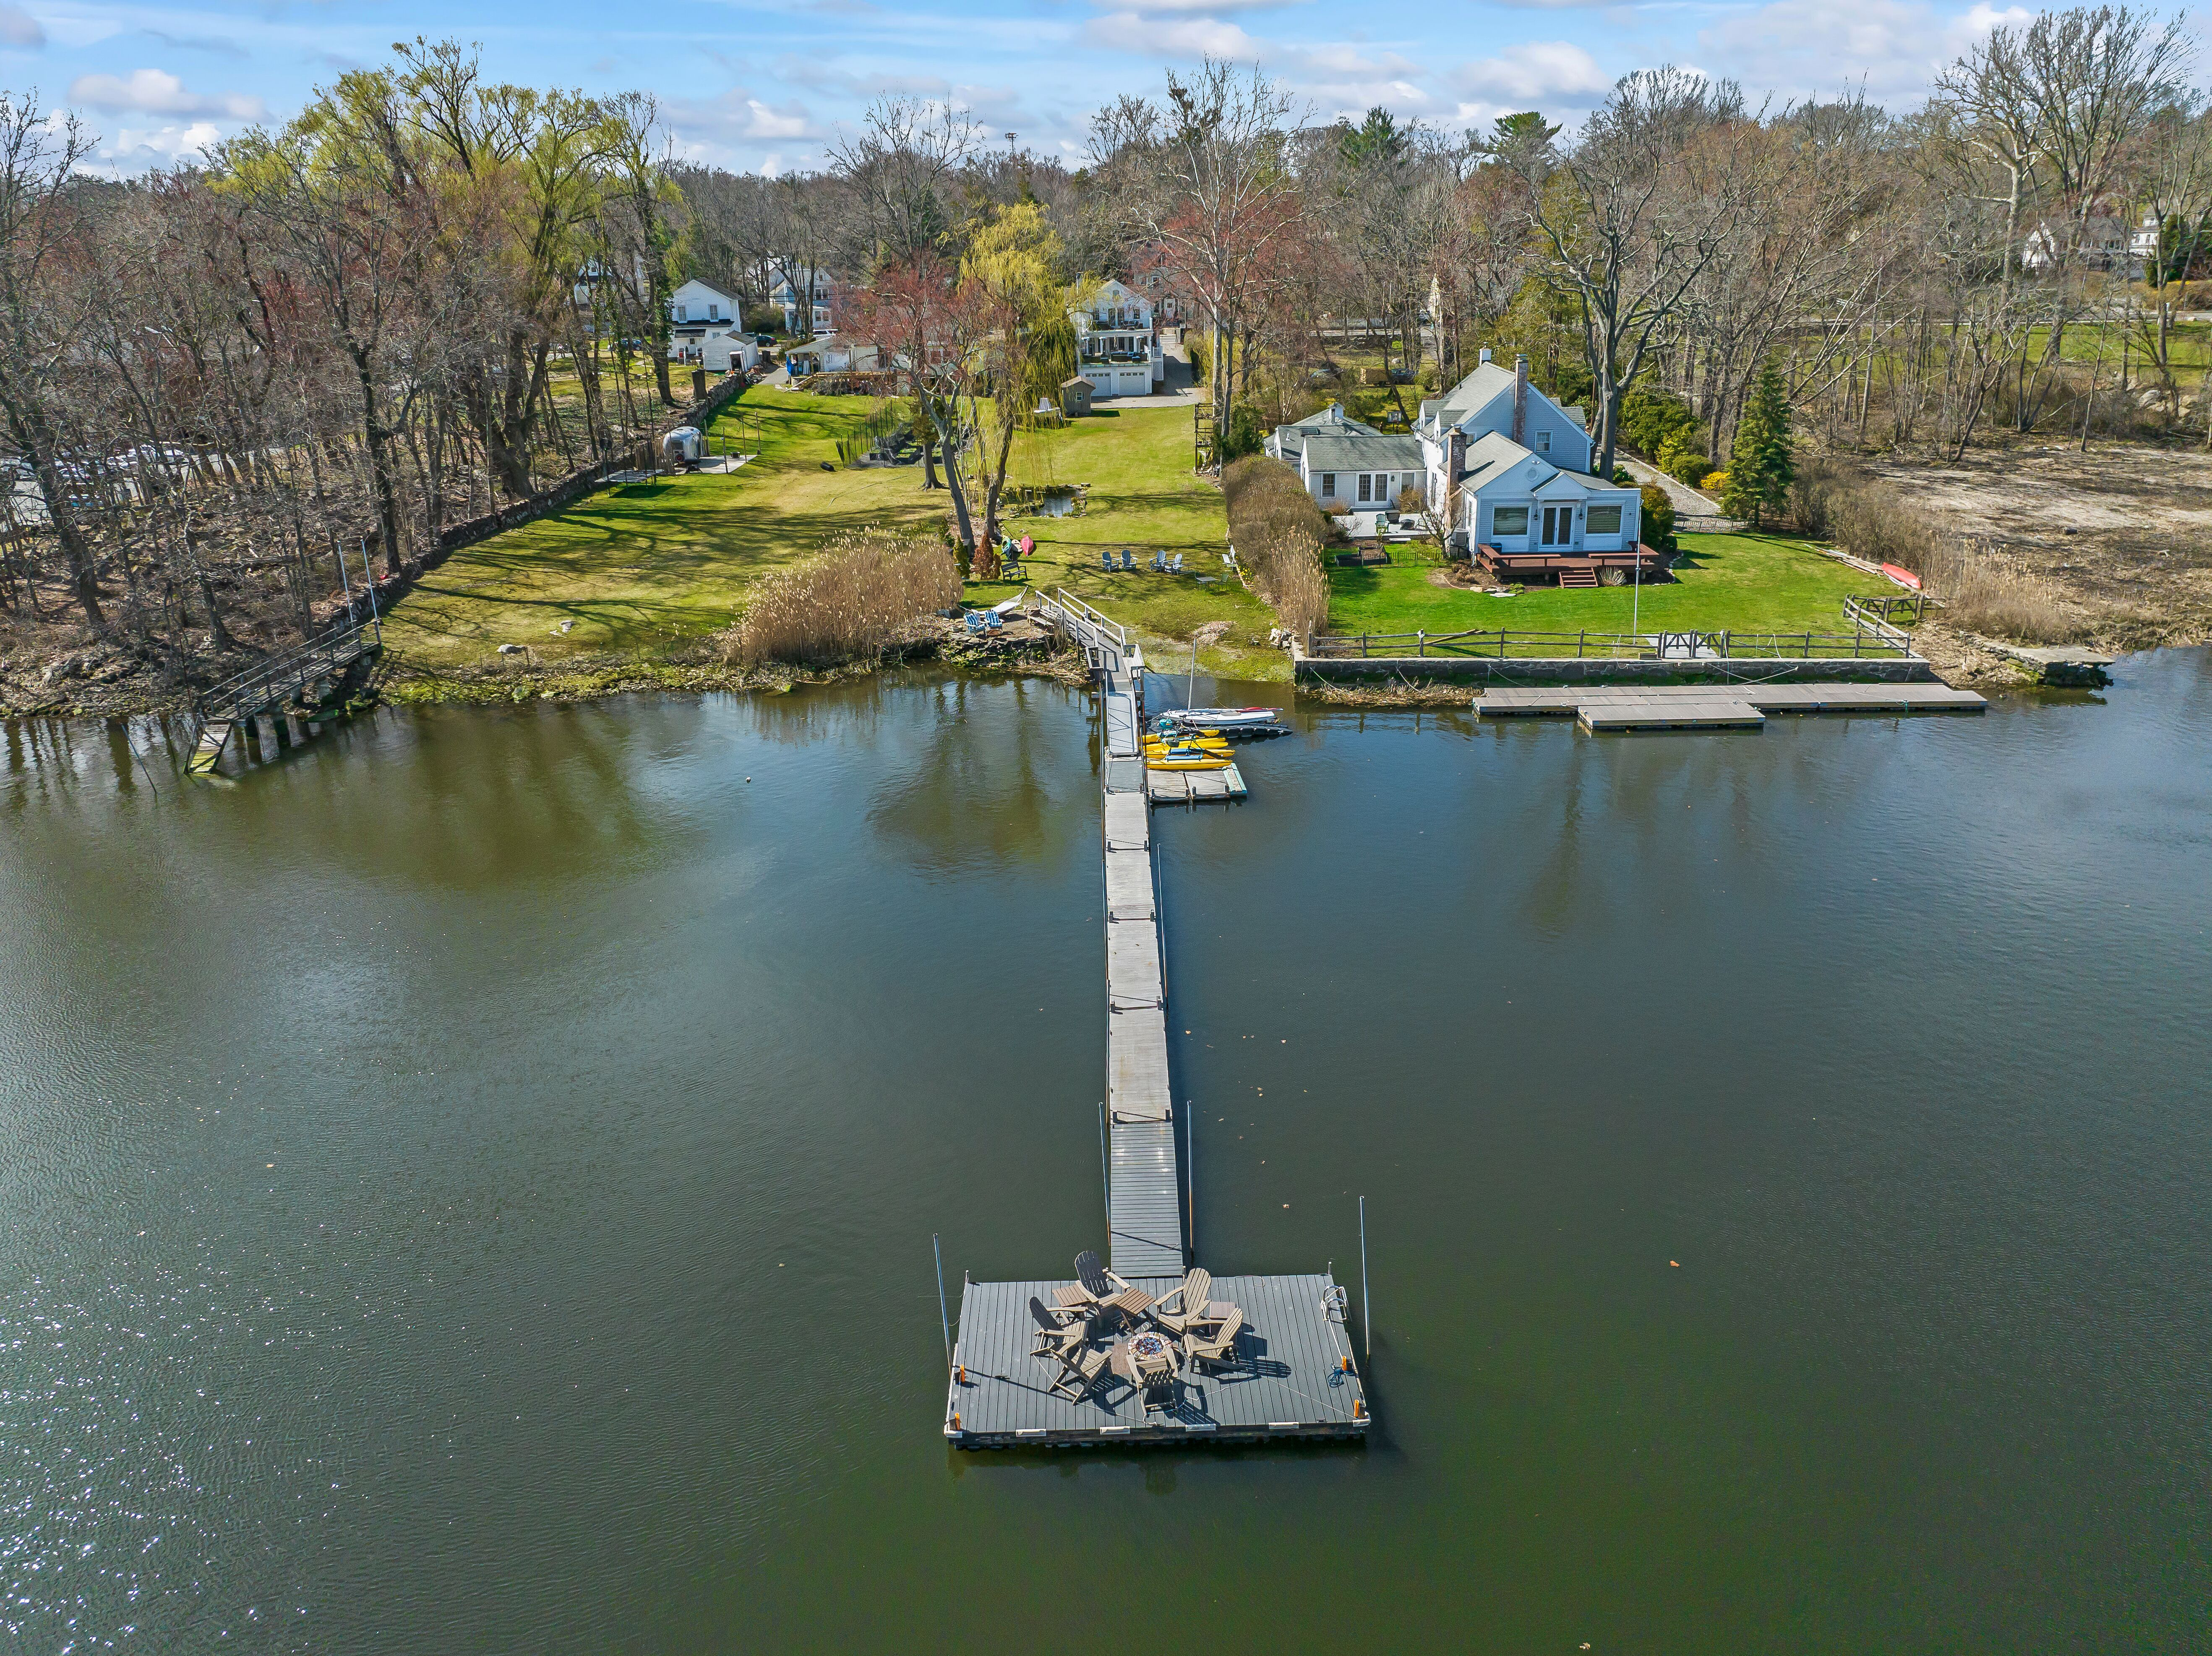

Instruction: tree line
[5,7,2205,663]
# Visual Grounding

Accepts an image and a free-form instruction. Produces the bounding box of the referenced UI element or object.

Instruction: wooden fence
[1302,625,1916,661]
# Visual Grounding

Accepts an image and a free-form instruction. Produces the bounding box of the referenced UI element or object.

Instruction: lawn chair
[1150,550,1166,573]
[1100,549,1115,573]
[1153,1267,1213,1336]
[983,609,1004,632]
[1120,549,1136,572]
[1030,1296,1087,1360]
[1074,1249,1118,1299]
[1182,1305,1246,1371]
[1049,1341,1112,1401]
[1170,553,1184,574]
[963,610,988,634]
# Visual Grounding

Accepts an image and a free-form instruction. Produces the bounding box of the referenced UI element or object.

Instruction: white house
[1070,277,1163,398]
[669,279,738,326]
[2022,214,2136,274]
[1267,404,1423,510]
[770,268,836,335]
[1412,352,1647,579]
[785,334,880,375]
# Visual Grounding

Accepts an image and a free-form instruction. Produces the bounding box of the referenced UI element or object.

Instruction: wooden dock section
[1144,763,1247,803]
[939,591,1367,1451]
[1479,681,1987,732]
[947,1274,1366,1446]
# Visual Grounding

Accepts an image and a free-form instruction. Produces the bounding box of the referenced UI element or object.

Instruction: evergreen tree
[1723,359,1795,528]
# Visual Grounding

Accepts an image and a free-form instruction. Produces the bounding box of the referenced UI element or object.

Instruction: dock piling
[1359,1195,1370,1363]
[933,1233,952,1375]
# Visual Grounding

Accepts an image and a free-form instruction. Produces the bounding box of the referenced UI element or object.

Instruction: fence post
[1417,630,1424,658]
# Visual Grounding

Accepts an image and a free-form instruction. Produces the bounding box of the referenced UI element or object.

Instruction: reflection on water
[2,654,2210,1653]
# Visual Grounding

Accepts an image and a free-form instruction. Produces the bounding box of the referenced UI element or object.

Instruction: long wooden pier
[940,592,1367,1448]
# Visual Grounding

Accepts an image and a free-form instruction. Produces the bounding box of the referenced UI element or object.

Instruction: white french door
[1541,505,1573,547]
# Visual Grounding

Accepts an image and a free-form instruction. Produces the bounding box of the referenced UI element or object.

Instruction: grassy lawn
[970,401,1281,679]
[382,389,946,669]
[1324,531,1875,641]
[382,386,1284,680]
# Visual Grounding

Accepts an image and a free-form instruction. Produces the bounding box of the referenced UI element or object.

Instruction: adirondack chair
[1030,1297,1088,1364]
[963,610,988,634]
[1182,1305,1246,1371]
[1152,1267,1213,1336]
[1073,1250,1116,1299]
[1150,550,1166,573]
[1049,1341,1112,1401]
[1100,549,1115,573]
[1119,549,1136,571]
[1170,553,1185,574]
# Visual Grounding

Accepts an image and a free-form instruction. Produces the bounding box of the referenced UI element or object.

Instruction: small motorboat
[1164,706,1279,730]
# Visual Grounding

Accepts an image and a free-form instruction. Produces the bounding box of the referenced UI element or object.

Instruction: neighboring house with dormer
[665,279,757,373]
[1069,278,1163,398]
[1412,352,1654,584]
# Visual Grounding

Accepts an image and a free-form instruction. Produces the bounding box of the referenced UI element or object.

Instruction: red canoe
[1880,562,1922,590]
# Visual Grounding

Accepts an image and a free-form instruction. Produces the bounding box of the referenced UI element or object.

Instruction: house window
[676,305,688,320]
[1587,505,1622,535]
[1534,430,1550,451]
[1492,505,1528,536]
[1320,473,1336,498]
[1357,474,1372,502]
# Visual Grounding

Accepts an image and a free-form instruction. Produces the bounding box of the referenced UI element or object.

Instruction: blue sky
[0,0,2072,176]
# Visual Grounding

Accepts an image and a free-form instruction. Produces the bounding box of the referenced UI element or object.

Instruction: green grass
[382,388,1284,680]
[1324,531,1874,641]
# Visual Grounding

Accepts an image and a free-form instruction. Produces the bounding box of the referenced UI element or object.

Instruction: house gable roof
[1299,432,1425,473]
[671,278,737,305]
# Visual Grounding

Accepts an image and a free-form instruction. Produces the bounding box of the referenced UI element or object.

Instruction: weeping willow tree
[962,202,1083,563]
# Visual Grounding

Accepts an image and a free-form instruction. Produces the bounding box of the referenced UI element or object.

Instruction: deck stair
[187,619,381,775]
[1557,567,1599,588]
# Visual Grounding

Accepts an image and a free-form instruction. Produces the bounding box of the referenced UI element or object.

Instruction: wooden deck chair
[1073,1250,1115,1299]
[1030,1296,1086,1358]
[1153,1267,1213,1335]
[1182,1306,1245,1370]
[1049,1341,1111,1401]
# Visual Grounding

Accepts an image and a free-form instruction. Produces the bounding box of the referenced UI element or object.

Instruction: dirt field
[1868,441,2212,655]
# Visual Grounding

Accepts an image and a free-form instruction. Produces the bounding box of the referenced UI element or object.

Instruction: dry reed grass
[1791,458,2089,643]
[722,526,961,667]
[1223,455,1332,642]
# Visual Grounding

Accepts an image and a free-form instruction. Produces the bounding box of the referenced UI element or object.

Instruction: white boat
[1157,706,1279,731]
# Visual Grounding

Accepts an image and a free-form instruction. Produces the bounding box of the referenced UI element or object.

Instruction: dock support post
[1185,1100,1194,1265]
[1359,1195,1371,1362]
[933,1233,952,1374]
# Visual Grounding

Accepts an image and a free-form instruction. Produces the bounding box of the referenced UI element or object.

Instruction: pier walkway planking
[1479,681,1987,731]
[947,1275,1365,1445]
[942,593,1365,1450]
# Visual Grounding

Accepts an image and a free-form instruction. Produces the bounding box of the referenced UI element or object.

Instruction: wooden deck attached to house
[1474,541,1668,587]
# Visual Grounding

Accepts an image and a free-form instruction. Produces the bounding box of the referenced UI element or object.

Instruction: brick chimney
[1446,427,1466,482]
[1512,354,1529,446]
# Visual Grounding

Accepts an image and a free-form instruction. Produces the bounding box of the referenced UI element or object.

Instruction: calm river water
[4,655,2209,1652]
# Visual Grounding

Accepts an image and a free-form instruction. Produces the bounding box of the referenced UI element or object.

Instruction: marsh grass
[1223,455,1331,641]
[724,527,960,667]
[1791,458,2091,643]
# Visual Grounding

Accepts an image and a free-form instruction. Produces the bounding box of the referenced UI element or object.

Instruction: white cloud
[1084,12,1267,57]
[745,98,812,138]
[0,5,42,48]
[68,69,261,120]
[81,119,225,173]
[1453,42,1611,103]
[1695,0,2026,100]
[1110,0,1312,12]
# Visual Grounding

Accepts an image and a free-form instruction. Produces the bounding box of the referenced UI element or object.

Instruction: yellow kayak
[1143,739,1230,755]
[1146,754,1232,771]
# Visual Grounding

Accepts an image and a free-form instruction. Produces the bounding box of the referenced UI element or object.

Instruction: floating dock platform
[948,1275,1364,1446]
[1145,762,1247,803]
[1479,681,1987,732]
[943,594,1367,1450]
